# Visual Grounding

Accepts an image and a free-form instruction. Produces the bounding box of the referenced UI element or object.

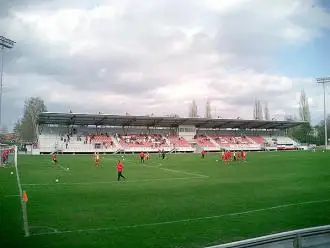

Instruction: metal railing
[206,225,330,248]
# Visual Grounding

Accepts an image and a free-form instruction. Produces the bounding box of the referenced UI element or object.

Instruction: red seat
[168,136,191,147]
[195,136,215,147]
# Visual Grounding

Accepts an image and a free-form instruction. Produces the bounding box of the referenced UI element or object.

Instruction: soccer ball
[67,168,70,171]
[55,179,59,183]
[216,160,218,162]
[10,172,14,175]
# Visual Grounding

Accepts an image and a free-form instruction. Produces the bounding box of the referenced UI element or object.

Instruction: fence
[206,225,330,248]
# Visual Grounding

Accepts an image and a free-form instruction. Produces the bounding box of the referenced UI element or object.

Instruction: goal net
[0,144,17,168]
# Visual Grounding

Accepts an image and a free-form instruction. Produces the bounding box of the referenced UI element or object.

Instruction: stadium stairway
[246,136,257,145]
[193,137,220,152]
[110,135,122,149]
[168,147,177,153]
[163,136,172,146]
[207,136,221,149]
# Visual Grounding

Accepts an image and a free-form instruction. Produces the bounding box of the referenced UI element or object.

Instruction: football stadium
[1,1,330,248]
[1,112,330,248]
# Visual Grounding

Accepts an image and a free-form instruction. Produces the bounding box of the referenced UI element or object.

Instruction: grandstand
[34,112,304,154]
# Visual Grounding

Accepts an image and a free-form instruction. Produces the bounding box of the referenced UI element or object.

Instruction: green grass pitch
[1,151,330,248]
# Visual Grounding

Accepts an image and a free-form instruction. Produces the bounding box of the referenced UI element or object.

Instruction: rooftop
[38,112,306,130]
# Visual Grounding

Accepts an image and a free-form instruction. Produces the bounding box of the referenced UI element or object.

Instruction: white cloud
[1,0,330,129]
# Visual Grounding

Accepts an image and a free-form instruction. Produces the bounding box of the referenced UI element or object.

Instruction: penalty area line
[133,160,209,178]
[2,194,20,198]
[103,157,209,178]
[30,226,59,233]
[29,198,330,237]
[21,176,207,186]
[157,167,209,178]
[58,164,70,172]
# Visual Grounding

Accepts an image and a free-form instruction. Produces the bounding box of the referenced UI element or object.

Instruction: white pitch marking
[114,158,209,178]
[2,194,20,198]
[21,176,207,186]
[30,226,58,233]
[29,198,330,237]
[144,160,209,177]
[156,167,209,178]
[58,164,70,172]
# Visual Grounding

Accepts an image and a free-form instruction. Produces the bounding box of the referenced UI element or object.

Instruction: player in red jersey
[223,151,228,163]
[4,149,9,162]
[222,151,229,164]
[116,160,126,181]
[221,151,225,162]
[237,151,241,161]
[139,152,145,164]
[52,152,57,164]
[201,150,206,159]
[242,151,247,161]
[1,149,9,166]
[227,151,232,162]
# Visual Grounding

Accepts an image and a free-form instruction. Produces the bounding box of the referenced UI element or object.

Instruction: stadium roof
[38,112,306,130]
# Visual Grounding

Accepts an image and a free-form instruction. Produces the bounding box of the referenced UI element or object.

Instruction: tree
[288,122,312,144]
[13,120,21,139]
[285,90,312,144]
[264,102,270,121]
[284,114,296,121]
[299,90,311,123]
[314,115,330,145]
[205,99,212,118]
[15,97,47,141]
[189,100,198,117]
[253,100,263,120]
[285,111,313,144]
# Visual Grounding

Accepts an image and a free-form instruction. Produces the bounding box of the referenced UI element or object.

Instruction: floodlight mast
[0,35,15,132]
[316,77,330,149]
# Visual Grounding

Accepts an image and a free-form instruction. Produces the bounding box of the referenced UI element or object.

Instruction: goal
[0,144,17,168]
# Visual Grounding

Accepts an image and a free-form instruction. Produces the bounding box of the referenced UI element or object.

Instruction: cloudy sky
[1,0,330,130]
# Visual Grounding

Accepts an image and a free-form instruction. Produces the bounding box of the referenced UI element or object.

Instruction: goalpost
[1,144,30,237]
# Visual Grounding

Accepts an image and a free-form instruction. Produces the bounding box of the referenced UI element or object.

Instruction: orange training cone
[22,191,28,203]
